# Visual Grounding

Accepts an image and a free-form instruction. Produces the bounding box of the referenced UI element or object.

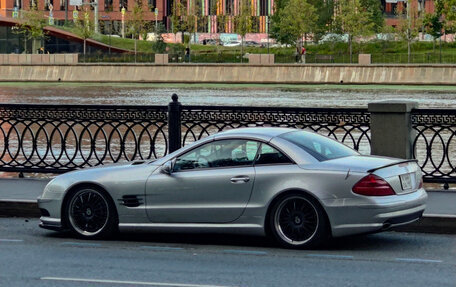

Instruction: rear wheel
[269,194,329,249]
[65,187,117,239]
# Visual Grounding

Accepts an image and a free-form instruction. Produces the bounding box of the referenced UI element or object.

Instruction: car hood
[62,159,158,175]
[308,155,405,173]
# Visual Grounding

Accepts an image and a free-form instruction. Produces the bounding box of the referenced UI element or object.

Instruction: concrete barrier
[155,54,169,64]
[248,54,274,65]
[358,54,371,65]
[1,64,456,84]
[0,54,78,65]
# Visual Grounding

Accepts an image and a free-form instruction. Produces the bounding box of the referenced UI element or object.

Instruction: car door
[145,139,260,223]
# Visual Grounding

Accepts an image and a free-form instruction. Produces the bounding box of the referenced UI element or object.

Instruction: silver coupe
[38,128,427,249]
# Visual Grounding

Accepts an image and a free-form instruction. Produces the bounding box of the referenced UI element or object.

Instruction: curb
[1,199,455,234]
[392,214,456,234]
[0,199,40,218]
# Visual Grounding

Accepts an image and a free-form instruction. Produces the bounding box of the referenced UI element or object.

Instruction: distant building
[0,0,437,34]
[382,0,435,27]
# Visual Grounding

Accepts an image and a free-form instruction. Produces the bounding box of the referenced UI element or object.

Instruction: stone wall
[0,54,78,65]
[0,63,455,84]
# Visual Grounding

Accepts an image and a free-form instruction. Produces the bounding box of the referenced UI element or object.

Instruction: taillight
[418,178,423,189]
[352,174,395,196]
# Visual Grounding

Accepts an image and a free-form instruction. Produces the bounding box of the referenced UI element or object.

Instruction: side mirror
[161,160,174,175]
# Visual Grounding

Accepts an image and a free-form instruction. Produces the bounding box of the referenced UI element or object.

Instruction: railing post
[368,100,418,159]
[168,94,182,153]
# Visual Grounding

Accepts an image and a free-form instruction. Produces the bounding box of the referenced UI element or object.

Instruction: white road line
[307,254,354,259]
[60,242,102,247]
[41,277,239,287]
[395,258,443,263]
[140,246,184,251]
[223,249,267,255]
[0,239,23,242]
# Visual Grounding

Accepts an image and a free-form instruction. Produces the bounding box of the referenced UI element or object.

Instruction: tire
[64,187,118,239]
[269,193,329,249]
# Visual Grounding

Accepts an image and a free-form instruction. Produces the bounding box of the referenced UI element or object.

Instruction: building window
[148,0,156,10]
[105,0,113,11]
[120,0,128,10]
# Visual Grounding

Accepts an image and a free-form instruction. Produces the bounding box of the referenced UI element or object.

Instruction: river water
[0,84,456,108]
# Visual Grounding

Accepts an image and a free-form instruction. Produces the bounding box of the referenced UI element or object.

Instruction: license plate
[400,173,412,190]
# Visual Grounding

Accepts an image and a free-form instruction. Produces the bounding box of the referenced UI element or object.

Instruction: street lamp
[154,7,158,33]
[121,6,126,38]
[267,17,270,54]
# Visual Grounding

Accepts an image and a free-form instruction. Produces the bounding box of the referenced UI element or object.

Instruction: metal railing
[0,104,168,173]
[412,109,456,187]
[0,95,370,173]
[0,95,454,187]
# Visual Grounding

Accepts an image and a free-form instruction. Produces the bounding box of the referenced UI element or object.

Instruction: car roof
[214,127,297,141]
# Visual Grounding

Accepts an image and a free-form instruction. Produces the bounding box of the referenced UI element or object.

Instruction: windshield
[279,131,359,161]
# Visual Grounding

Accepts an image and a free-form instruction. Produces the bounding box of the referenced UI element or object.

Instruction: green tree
[234,0,254,62]
[16,3,47,54]
[128,0,146,62]
[308,0,334,42]
[273,0,317,49]
[74,8,95,59]
[333,0,375,63]
[441,0,456,33]
[269,0,291,45]
[423,2,444,52]
[360,0,384,33]
[170,0,199,46]
[395,0,421,63]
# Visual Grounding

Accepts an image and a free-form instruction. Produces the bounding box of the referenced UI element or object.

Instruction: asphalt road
[1,218,455,287]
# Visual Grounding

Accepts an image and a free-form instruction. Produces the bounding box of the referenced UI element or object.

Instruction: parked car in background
[202,39,218,45]
[223,41,241,47]
[38,128,427,249]
[245,41,261,47]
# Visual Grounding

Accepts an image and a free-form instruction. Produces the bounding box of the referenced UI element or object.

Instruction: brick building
[0,0,437,34]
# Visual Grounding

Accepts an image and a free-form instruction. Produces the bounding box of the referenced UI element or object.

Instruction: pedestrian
[301,46,306,64]
[185,47,190,63]
[295,46,300,64]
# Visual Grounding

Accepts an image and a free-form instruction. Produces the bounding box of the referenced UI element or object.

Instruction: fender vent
[118,195,143,207]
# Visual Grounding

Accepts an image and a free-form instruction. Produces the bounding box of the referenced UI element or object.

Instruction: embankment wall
[1,64,455,85]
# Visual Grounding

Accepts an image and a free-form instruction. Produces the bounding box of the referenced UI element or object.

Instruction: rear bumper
[322,188,427,237]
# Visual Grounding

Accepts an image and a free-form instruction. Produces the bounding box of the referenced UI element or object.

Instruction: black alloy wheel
[270,193,329,249]
[66,187,117,239]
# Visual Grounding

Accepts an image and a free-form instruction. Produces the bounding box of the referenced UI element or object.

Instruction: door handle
[230,176,250,183]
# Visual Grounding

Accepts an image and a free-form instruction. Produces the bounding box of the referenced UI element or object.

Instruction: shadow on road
[44,229,412,251]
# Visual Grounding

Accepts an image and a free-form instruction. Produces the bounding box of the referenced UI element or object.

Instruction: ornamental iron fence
[0,95,370,174]
[412,109,456,187]
[0,104,168,173]
[0,95,454,189]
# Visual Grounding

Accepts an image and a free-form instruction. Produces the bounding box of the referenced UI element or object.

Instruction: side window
[173,140,260,172]
[254,144,292,165]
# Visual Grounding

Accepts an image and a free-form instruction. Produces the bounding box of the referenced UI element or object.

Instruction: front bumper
[323,188,428,237]
[37,196,64,231]
[39,217,63,231]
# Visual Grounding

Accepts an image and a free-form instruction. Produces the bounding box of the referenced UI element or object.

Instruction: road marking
[140,246,184,251]
[60,242,102,247]
[223,249,267,255]
[395,258,443,263]
[0,239,23,242]
[307,254,354,259]
[41,277,239,287]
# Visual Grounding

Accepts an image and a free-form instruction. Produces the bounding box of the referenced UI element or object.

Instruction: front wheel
[65,187,117,239]
[269,194,329,249]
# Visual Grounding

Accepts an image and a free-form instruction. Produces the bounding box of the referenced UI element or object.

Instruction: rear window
[279,131,359,161]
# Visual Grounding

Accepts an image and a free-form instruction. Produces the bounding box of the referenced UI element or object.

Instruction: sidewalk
[0,178,455,233]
